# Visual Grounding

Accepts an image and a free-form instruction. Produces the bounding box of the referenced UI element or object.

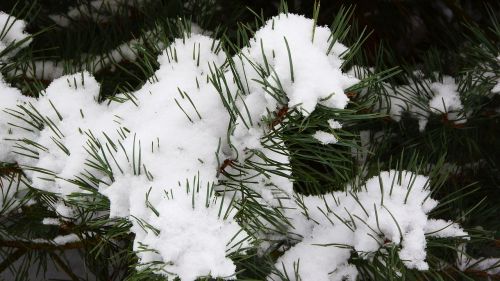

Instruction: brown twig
[270,106,288,128]
[464,268,500,280]
[0,164,23,176]
[441,114,466,129]
[218,159,235,176]
[346,92,357,98]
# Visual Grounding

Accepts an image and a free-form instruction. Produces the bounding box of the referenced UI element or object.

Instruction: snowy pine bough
[1,4,498,281]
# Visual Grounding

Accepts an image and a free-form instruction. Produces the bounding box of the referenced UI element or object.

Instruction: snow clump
[0,11,31,58]
[272,170,468,281]
[429,76,466,125]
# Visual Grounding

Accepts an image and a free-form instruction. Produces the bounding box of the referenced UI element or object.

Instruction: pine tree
[0,1,498,280]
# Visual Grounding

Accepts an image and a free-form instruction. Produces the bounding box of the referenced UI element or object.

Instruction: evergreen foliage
[0,1,498,280]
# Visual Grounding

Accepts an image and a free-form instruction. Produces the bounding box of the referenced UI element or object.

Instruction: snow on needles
[384,76,467,131]
[1,35,246,279]
[313,130,338,145]
[352,67,467,131]
[429,76,466,124]
[0,11,31,58]
[0,13,469,281]
[236,13,358,117]
[273,170,467,281]
[0,74,30,212]
[488,56,500,95]
[225,14,357,207]
[313,120,342,145]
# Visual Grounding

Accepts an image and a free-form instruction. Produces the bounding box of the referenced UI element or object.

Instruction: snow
[42,217,60,225]
[381,77,465,131]
[328,119,342,129]
[350,69,468,131]
[424,218,468,238]
[235,13,358,117]
[457,244,500,275]
[429,76,465,124]
[0,74,31,162]
[385,83,430,132]
[137,186,247,281]
[0,13,361,279]
[23,61,66,80]
[1,33,245,280]
[53,233,80,245]
[313,130,338,145]
[272,170,468,281]
[0,11,471,281]
[465,258,500,275]
[493,81,500,94]
[346,71,433,132]
[0,11,31,58]
[492,56,500,94]
[222,13,357,209]
[100,34,246,279]
[21,71,106,200]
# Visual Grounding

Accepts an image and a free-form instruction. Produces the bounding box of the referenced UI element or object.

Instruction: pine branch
[0,239,93,251]
[0,248,26,273]
[49,252,80,281]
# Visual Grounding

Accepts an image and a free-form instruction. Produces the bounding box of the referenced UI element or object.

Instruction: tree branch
[0,248,26,273]
[0,239,87,251]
